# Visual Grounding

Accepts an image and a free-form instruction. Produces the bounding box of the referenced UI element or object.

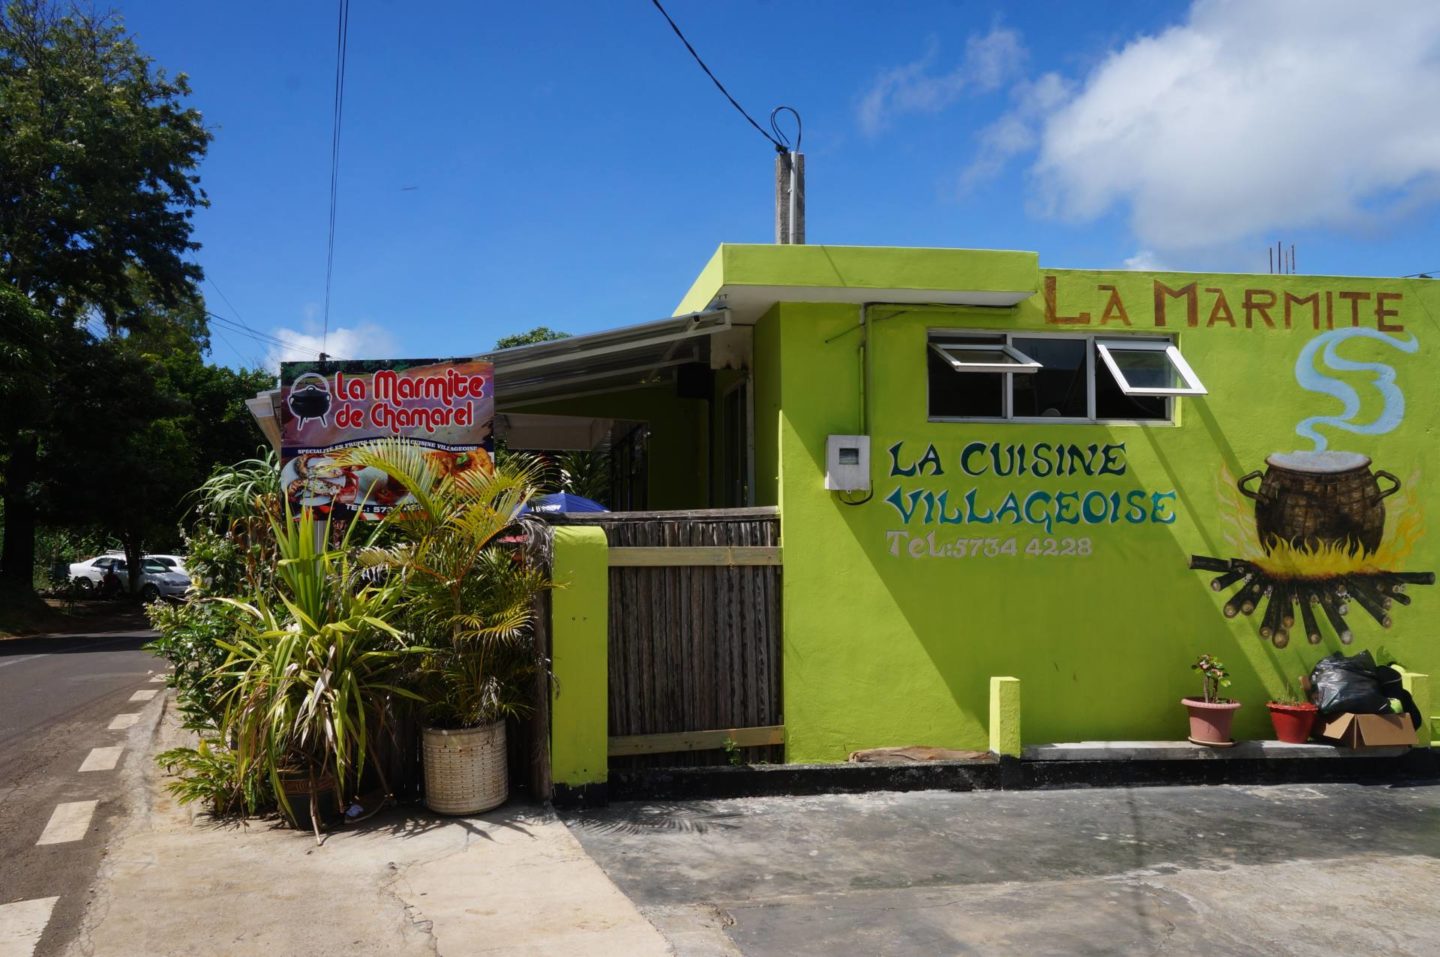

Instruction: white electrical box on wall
[825,434,871,492]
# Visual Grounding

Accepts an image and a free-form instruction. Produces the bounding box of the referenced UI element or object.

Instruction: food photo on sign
[278,357,495,523]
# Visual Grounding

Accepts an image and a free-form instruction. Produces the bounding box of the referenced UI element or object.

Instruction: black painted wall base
[557,749,1440,807]
[551,781,610,809]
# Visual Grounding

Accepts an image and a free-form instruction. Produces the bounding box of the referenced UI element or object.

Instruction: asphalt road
[0,629,162,957]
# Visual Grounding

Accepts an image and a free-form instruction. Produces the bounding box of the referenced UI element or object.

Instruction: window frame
[1094,338,1208,397]
[926,329,1178,425]
[927,339,1042,376]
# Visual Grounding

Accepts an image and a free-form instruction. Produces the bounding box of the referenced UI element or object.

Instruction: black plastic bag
[1377,663,1423,730]
[1309,651,1389,715]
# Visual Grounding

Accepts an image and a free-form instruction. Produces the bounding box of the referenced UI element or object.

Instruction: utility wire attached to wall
[321,0,351,357]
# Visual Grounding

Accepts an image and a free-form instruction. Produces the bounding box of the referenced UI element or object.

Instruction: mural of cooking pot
[1192,448,1432,647]
[1237,450,1400,556]
[287,371,332,430]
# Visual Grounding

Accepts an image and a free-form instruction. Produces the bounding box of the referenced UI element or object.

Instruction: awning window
[928,338,1041,375]
[1095,339,1207,396]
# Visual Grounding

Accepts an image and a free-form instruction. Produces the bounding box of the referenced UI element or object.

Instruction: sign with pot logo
[278,357,495,521]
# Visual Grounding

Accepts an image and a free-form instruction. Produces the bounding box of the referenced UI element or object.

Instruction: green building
[481,244,1437,794]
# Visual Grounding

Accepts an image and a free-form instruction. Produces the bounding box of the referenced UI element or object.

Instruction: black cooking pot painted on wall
[1238,450,1399,555]
[287,371,332,425]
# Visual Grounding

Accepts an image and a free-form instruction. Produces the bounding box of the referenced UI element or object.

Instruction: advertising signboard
[277,357,494,522]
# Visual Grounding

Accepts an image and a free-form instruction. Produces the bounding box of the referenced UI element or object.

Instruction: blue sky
[112,1,1440,370]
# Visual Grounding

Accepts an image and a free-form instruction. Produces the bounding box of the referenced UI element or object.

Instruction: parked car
[67,555,191,601]
[143,553,189,576]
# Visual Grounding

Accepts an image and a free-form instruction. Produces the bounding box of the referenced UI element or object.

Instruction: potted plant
[351,440,550,815]
[1184,654,1242,746]
[1266,679,1319,744]
[216,505,422,840]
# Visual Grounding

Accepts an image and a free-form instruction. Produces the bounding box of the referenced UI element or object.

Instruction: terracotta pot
[1267,701,1319,744]
[1237,450,1399,555]
[1183,697,1242,746]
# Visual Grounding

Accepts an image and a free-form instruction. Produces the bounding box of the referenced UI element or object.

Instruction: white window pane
[1108,349,1172,390]
[929,342,1041,375]
[1095,340,1206,396]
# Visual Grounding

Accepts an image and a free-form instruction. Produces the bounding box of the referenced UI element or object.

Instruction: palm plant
[186,451,282,597]
[345,439,551,730]
[215,504,422,840]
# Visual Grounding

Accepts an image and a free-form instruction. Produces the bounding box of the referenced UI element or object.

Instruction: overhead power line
[322,0,351,355]
[647,0,785,152]
[206,277,250,328]
[204,311,303,352]
[209,323,264,370]
[204,312,283,347]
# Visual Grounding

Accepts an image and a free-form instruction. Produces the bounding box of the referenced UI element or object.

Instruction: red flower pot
[1183,697,1242,746]
[1267,701,1319,743]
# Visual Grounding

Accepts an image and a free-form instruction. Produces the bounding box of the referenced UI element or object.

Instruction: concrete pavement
[568,784,1440,956]
[66,699,671,957]
[30,650,1440,956]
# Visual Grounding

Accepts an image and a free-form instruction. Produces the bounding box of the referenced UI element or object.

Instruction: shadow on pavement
[0,632,155,657]
[567,802,747,836]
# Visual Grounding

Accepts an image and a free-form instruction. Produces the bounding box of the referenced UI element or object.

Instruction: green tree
[38,294,272,593]
[493,326,569,349]
[0,0,211,594]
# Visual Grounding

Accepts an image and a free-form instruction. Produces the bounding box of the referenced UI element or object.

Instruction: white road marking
[128,689,157,702]
[36,800,98,845]
[79,746,124,772]
[0,896,59,957]
[148,674,166,683]
[107,713,140,730]
[0,654,45,670]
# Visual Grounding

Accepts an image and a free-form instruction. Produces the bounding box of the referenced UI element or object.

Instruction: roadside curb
[63,683,171,957]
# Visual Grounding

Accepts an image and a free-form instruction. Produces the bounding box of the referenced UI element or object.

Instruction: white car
[143,553,189,577]
[68,555,191,601]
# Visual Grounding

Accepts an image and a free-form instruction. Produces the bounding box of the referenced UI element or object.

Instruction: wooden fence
[552,507,783,768]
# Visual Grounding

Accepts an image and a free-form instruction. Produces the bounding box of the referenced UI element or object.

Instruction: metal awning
[245,309,738,449]
[479,309,733,406]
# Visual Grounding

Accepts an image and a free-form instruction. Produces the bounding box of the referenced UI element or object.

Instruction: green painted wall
[775,269,1440,762]
[751,307,782,508]
[550,526,609,787]
[511,386,709,510]
[674,243,1040,315]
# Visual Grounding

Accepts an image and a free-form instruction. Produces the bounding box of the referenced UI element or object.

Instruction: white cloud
[264,322,400,372]
[1122,250,1168,271]
[1021,0,1440,255]
[959,73,1068,193]
[858,27,1025,137]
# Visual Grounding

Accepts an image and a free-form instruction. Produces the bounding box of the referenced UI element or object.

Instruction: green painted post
[989,676,1022,757]
[550,526,609,795]
[1400,669,1432,747]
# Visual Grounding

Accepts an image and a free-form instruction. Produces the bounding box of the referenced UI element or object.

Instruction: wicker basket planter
[422,721,508,815]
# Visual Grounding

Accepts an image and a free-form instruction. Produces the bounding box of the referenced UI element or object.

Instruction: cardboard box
[1316,713,1416,748]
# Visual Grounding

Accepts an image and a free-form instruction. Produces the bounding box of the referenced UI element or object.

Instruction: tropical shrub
[185,452,280,598]
[157,738,269,816]
[347,439,551,729]
[214,505,422,835]
[145,598,250,730]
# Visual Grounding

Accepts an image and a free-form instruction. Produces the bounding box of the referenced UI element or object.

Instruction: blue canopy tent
[525,492,608,514]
